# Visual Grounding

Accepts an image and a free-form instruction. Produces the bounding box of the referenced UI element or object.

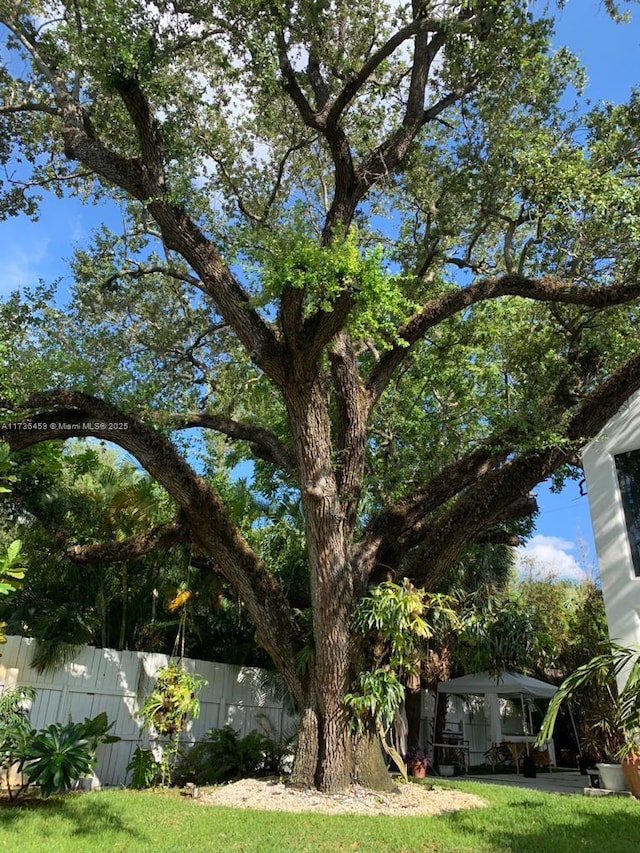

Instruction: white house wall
[0,636,296,788]
[582,391,640,688]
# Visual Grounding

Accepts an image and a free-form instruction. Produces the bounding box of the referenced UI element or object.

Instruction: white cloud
[0,240,50,296]
[515,534,588,583]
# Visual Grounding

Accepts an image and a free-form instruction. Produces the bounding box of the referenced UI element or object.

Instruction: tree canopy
[2,0,640,791]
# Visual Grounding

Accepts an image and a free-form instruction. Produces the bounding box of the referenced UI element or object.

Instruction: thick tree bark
[291,709,395,792]
[289,704,319,787]
[352,733,396,792]
[404,689,423,753]
[284,376,356,792]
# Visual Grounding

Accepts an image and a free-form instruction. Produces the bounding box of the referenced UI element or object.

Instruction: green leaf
[5,540,21,565]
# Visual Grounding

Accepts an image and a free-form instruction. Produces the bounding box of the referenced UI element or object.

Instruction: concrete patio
[461,770,596,795]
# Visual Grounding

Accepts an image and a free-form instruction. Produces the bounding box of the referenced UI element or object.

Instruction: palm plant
[538,644,640,762]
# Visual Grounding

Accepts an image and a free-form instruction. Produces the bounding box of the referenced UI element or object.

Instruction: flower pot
[439,764,455,777]
[596,762,629,792]
[622,757,640,799]
[409,762,427,778]
[2,762,26,791]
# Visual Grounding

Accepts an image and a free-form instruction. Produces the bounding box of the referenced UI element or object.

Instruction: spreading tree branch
[0,101,58,115]
[275,29,322,130]
[99,263,202,291]
[24,65,288,381]
[367,273,640,407]
[66,522,187,564]
[0,390,305,704]
[357,332,640,585]
[353,431,516,582]
[403,347,640,588]
[473,529,526,547]
[162,412,296,473]
[110,76,166,191]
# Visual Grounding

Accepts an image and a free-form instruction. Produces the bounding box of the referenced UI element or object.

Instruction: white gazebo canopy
[436,671,558,748]
[437,670,557,699]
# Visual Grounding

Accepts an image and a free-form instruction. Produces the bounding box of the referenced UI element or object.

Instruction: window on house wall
[614,448,640,578]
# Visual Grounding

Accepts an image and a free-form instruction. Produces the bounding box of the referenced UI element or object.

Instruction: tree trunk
[353,732,396,792]
[289,705,319,787]
[291,700,395,792]
[316,708,352,791]
[118,562,128,650]
[285,378,356,793]
[405,689,423,752]
[98,581,107,649]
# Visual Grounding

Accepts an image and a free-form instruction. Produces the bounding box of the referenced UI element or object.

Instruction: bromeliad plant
[139,662,206,737]
[138,661,207,786]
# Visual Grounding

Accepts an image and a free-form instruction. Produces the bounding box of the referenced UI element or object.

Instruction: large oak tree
[2,0,640,791]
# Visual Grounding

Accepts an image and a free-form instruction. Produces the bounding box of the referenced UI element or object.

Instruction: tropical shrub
[0,686,36,798]
[174,725,287,786]
[1,702,118,799]
[19,712,119,798]
[18,722,97,797]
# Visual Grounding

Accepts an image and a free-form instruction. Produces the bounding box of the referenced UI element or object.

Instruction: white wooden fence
[0,636,296,787]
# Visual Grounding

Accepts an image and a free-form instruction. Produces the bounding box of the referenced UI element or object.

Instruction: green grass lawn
[0,781,638,853]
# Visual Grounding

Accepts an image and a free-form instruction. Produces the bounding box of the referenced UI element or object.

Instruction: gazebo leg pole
[568,702,581,770]
[432,691,440,768]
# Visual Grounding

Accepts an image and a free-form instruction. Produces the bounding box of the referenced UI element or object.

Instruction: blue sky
[1,2,639,582]
[516,0,640,582]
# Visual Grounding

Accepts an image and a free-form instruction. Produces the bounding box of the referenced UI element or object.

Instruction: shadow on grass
[440,794,640,853]
[0,792,143,842]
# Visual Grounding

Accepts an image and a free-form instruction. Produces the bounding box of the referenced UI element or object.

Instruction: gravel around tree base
[197,778,487,816]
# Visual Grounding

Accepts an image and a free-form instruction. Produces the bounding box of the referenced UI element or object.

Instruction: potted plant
[404,748,431,778]
[538,644,640,794]
[616,738,640,798]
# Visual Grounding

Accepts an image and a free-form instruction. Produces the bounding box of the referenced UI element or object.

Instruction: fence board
[0,636,296,787]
